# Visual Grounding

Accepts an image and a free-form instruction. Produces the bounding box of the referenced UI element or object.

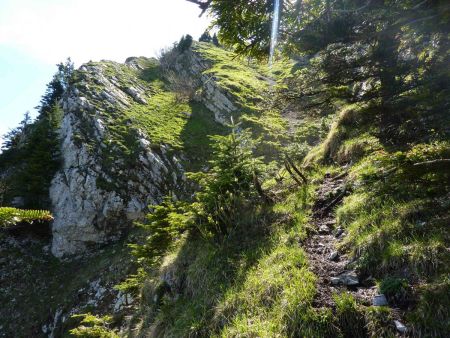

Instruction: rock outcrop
[50,58,185,257]
[171,48,237,125]
[48,44,254,257]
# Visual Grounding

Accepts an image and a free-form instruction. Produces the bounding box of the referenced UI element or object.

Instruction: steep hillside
[0,41,281,337]
[1,18,449,336]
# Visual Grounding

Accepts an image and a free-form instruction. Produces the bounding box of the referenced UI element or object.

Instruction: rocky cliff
[48,43,263,257]
[0,42,276,337]
[49,57,184,257]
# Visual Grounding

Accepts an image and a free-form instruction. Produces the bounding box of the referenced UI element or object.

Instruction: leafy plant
[0,207,53,228]
[188,119,266,239]
[129,197,194,268]
[69,313,118,338]
[379,277,409,302]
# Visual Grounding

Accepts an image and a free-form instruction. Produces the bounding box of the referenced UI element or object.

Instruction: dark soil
[304,173,377,308]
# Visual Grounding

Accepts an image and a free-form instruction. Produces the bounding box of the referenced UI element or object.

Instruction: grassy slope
[126,48,448,337]
[305,100,450,336]
[131,184,322,337]
[194,43,289,160]
[78,56,227,173]
[5,42,447,337]
[0,45,232,336]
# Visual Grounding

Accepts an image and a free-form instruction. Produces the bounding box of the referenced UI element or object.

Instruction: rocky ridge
[49,46,243,257]
[49,58,184,257]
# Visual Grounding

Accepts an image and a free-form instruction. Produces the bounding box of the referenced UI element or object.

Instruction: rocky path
[304,173,408,335]
[304,173,377,308]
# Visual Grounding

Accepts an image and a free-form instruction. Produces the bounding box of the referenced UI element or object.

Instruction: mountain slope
[1,34,449,337]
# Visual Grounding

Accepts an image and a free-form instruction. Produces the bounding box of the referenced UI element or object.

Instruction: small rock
[328,251,339,261]
[331,271,359,286]
[325,219,336,226]
[319,226,329,234]
[330,277,341,285]
[372,294,388,306]
[335,228,345,238]
[394,320,407,334]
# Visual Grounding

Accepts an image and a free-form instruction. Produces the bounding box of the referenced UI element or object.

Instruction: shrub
[379,277,409,303]
[188,121,265,239]
[69,313,118,337]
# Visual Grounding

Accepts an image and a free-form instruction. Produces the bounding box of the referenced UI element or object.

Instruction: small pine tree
[199,30,212,43]
[189,119,264,237]
[212,33,220,47]
[177,34,194,52]
[0,58,73,208]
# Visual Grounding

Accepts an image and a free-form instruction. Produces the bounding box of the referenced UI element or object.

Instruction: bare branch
[185,0,212,17]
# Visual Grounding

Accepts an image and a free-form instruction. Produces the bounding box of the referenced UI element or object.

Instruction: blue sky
[0,0,210,145]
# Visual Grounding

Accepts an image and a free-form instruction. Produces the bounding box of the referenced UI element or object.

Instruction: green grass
[124,91,191,149]
[194,43,290,154]
[326,135,450,336]
[216,245,318,337]
[125,184,321,337]
[195,43,269,112]
[73,48,233,186]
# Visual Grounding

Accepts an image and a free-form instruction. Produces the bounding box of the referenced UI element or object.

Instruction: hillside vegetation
[0,1,449,337]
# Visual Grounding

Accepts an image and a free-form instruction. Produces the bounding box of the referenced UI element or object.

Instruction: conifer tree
[199,30,212,42]
[0,58,73,208]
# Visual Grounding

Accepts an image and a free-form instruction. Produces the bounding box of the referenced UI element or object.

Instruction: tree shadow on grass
[135,206,278,337]
[178,101,227,172]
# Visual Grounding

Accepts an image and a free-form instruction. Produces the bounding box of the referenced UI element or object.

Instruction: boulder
[372,294,388,306]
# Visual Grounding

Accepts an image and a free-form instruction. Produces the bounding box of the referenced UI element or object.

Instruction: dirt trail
[304,173,377,308]
[303,173,411,336]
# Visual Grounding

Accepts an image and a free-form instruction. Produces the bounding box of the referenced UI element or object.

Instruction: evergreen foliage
[199,30,212,42]
[0,207,52,228]
[0,58,73,208]
[69,313,118,338]
[177,34,193,52]
[212,33,219,46]
[128,119,268,273]
[188,120,265,238]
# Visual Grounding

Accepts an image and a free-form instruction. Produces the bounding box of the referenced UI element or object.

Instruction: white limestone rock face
[50,60,184,257]
[201,74,237,124]
[172,48,237,125]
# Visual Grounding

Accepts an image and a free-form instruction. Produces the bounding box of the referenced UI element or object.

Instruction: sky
[0,0,211,146]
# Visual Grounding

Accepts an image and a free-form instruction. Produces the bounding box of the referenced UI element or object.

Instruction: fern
[0,207,53,228]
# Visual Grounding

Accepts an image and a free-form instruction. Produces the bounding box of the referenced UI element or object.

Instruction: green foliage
[379,277,409,303]
[69,313,118,338]
[333,293,366,338]
[212,33,220,47]
[365,307,396,338]
[0,59,73,208]
[199,30,212,43]
[0,207,52,228]
[177,34,193,52]
[195,43,269,113]
[131,185,325,337]
[129,197,194,267]
[207,0,278,59]
[188,120,265,238]
[218,245,319,337]
[129,121,267,276]
[408,278,450,336]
